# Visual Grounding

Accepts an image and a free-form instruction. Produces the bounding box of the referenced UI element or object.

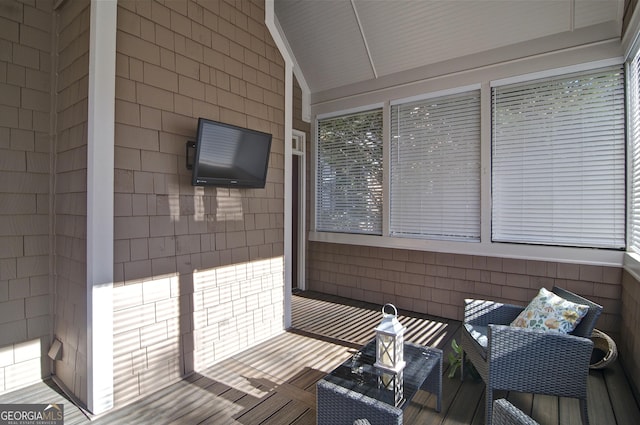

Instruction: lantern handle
[382,303,398,317]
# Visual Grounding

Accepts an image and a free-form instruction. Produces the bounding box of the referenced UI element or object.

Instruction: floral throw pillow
[510,287,589,333]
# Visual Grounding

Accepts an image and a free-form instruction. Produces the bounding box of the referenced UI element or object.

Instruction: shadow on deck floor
[0,291,638,424]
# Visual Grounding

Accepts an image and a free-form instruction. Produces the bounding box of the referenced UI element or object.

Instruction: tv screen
[191,118,272,188]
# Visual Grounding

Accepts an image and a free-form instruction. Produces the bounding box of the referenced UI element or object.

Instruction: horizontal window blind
[390,90,481,241]
[316,109,383,235]
[629,55,640,254]
[492,66,625,249]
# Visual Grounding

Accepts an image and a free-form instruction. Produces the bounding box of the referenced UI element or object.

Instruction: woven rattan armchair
[317,379,402,425]
[493,399,539,425]
[460,287,602,425]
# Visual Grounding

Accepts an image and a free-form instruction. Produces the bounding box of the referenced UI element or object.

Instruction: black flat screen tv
[191,118,272,188]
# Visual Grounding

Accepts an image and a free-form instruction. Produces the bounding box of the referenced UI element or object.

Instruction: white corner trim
[292,130,307,291]
[86,0,116,414]
[623,1,640,58]
[266,0,293,328]
[283,60,293,329]
[267,2,311,123]
[265,1,293,69]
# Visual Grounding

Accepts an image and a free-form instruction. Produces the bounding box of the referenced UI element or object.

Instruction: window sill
[309,231,624,266]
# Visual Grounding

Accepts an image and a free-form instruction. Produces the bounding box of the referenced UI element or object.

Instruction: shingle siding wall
[0,0,53,395]
[621,270,640,401]
[308,242,622,334]
[53,0,90,404]
[112,0,285,407]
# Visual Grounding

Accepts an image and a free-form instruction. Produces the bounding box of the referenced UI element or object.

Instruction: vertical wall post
[86,0,116,414]
[266,0,295,328]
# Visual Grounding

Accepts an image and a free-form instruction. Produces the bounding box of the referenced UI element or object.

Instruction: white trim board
[86,0,116,414]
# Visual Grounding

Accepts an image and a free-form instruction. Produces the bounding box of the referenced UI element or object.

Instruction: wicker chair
[460,287,602,425]
[317,379,402,425]
[493,399,540,425]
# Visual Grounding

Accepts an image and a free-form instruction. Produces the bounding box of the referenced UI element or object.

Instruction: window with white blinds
[390,91,481,241]
[316,109,383,235]
[628,53,640,254]
[492,66,626,249]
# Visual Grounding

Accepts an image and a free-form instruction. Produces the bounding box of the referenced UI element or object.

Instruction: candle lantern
[379,369,404,407]
[374,303,406,373]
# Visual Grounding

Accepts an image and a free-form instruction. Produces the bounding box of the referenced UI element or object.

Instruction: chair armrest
[487,324,593,398]
[493,399,540,425]
[464,299,524,326]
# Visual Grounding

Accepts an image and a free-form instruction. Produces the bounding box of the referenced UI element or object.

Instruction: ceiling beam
[351,0,378,79]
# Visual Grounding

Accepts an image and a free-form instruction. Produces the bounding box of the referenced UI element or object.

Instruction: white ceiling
[274,0,624,97]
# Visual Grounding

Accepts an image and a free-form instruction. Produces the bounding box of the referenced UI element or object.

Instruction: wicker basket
[589,329,617,369]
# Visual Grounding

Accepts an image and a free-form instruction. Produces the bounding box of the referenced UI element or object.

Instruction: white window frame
[315,104,385,235]
[624,26,640,278]
[389,85,482,242]
[491,64,626,250]
[292,129,307,290]
[310,56,625,267]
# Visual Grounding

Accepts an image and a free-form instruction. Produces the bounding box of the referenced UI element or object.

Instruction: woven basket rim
[589,329,618,369]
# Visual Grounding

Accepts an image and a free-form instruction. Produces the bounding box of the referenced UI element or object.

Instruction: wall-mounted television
[190,118,272,188]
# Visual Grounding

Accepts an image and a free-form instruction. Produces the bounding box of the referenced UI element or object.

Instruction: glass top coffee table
[317,339,442,425]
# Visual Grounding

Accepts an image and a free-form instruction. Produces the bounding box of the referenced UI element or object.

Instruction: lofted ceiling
[274,0,624,98]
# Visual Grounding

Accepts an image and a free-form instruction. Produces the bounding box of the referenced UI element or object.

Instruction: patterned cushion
[510,287,589,333]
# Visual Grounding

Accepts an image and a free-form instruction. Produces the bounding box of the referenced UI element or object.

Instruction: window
[316,109,383,235]
[492,66,626,249]
[390,90,481,241]
[629,51,640,254]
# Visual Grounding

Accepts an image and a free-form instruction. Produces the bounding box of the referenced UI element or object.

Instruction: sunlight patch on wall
[172,187,247,224]
[192,256,285,371]
[112,278,183,404]
[1,339,43,393]
[167,170,182,221]
[215,189,244,222]
[111,256,285,405]
[193,192,205,222]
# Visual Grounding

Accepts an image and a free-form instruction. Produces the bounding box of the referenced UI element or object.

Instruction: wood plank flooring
[1,290,638,424]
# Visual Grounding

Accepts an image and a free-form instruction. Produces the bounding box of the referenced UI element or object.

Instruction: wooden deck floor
[1,291,639,424]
